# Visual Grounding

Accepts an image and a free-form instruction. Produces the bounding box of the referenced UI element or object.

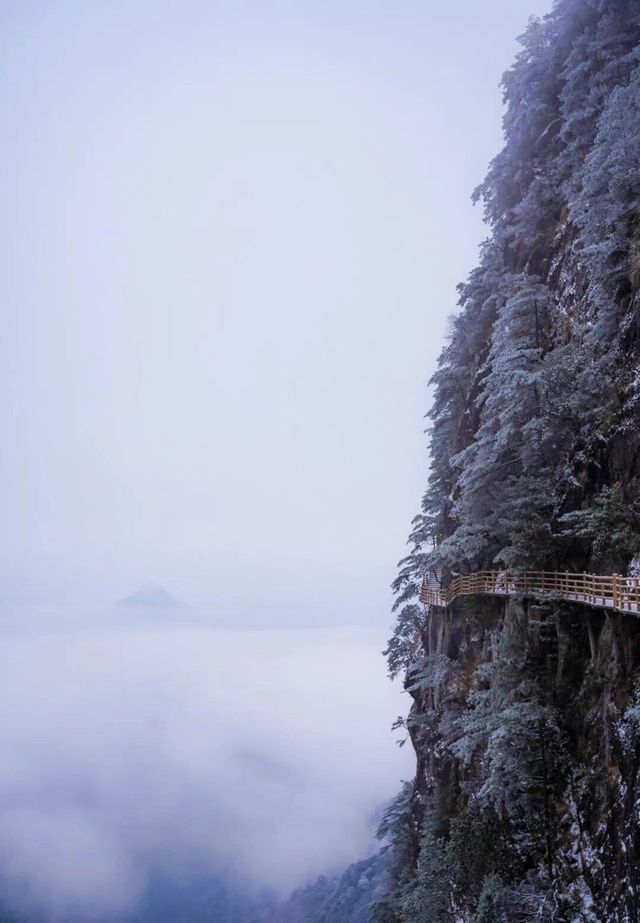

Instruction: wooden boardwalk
[420,570,640,615]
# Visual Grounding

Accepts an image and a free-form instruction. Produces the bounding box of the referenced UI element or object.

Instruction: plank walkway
[420,570,640,615]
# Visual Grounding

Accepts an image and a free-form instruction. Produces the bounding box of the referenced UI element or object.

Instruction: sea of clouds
[0,610,411,920]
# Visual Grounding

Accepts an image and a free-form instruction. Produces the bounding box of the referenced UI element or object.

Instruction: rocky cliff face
[393,596,640,921]
[384,1,640,920]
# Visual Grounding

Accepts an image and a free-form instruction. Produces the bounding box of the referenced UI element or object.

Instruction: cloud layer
[0,619,410,919]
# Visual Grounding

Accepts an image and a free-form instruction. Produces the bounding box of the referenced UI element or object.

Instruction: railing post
[420,567,640,616]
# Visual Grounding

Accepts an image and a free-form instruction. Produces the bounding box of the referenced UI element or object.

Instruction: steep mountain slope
[273,853,388,923]
[385,1,640,920]
[126,857,388,923]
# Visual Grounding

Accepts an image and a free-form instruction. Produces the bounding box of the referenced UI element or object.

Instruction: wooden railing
[420,570,640,615]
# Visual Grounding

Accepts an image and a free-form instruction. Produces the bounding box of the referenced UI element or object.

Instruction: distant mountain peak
[117,584,186,608]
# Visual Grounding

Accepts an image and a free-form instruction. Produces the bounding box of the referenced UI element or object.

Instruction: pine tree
[387,0,640,917]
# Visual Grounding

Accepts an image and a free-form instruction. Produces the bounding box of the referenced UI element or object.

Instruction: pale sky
[0,0,553,621]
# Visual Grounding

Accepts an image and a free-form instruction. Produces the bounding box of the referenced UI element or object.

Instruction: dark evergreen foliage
[387,0,640,677]
[272,853,389,923]
[386,0,640,919]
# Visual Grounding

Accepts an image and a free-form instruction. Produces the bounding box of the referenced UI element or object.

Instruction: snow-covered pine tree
[387,0,640,919]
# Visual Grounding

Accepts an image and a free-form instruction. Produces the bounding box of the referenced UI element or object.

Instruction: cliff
[385,1,640,920]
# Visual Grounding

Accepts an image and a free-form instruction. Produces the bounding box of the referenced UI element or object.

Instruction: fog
[1,0,551,621]
[0,616,411,918]
[0,0,555,919]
